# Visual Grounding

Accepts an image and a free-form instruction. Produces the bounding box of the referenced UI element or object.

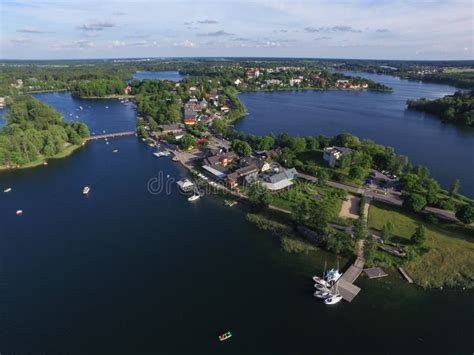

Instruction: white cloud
[174,40,197,48]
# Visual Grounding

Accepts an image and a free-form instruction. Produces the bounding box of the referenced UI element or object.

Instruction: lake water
[132,70,187,81]
[0,92,473,353]
[236,73,474,197]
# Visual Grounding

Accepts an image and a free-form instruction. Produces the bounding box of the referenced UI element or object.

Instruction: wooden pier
[398,267,414,283]
[331,256,365,303]
[87,131,136,141]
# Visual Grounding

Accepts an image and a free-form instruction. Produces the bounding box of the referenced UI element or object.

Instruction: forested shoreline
[0,96,90,168]
[407,91,473,127]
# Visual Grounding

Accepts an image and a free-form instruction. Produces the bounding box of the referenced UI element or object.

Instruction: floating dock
[364,267,388,279]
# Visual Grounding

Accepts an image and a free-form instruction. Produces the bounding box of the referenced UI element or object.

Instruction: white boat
[112,149,118,153]
[188,194,200,202]
[177,178,195,192]
[16,209,23,215]
[105,106,109,109]
[325,268,342,285]
[313,276,330,287]
[314,283,329,291]
[83,186,90,195]
[3,187,12,193]
[79,106,83,110]
[324,294,343,305]
[106,142,110,145]
[153,151,170,158]
[313,290,332,299]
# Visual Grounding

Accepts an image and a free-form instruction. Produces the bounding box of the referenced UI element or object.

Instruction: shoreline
[0,142,84,172]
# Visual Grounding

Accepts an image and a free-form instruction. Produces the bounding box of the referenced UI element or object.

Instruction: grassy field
[368,202,474,288]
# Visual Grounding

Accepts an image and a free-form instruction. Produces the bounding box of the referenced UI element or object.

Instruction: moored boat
[219,331,232,342]
[313,290,331,299]
[188,194,200,202]
[324,294,343,305]
[153,150,170,158]
[314,283,329,291]
[312,276,330,287]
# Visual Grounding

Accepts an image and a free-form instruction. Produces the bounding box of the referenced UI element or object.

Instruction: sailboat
[324,278,343,305]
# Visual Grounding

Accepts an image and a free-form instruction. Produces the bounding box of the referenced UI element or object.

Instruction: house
[238,156,271,173]
[202,151,238,180]
[245,68,260,79]
[124,85,132,95]
[323,146,353,167]
[289,78,303,86]
[200,98,208,109]
[264,79,282,86]
[234,78,242,85]
[226,163,259,188]
[261,168,297,191]
[0,97,5,108]
[158,123,184,134]
[183,118,197,125]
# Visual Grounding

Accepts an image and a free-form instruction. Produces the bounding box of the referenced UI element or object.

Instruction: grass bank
[368,202,474,288]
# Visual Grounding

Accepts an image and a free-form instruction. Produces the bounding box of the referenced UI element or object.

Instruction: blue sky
[0,0,472,60]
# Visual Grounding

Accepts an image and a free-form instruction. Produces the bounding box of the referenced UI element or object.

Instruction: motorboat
[3,187,12,193]
[83,186,90,195]
[219,331,232,342]
[153,151,170,158]
[188,194,200,202]
[16,210,23,215]
[113,149,118,153]
[324,294,343,305]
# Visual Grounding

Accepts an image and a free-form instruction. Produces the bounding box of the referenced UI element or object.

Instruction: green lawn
[271,181,349,225]
[368,202,474,288]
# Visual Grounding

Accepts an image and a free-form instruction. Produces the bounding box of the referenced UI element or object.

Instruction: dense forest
[0,96,89,167]
[71,79,126,97]
[407,91,474,126]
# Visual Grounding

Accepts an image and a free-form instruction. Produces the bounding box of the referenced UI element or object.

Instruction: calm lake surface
[0,92,473,353]
[132,70,187,81]
[236,73,474,197]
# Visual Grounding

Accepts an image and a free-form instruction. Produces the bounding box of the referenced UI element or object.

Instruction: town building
[323,146,353,167]
[261,168,298,192]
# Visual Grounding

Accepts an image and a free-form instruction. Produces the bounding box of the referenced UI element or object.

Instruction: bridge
[87,131,136,141]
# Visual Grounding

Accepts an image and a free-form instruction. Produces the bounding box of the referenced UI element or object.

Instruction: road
[297,171,459,223]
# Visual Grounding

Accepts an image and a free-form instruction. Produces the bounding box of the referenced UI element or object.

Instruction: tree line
[407,91,474,127]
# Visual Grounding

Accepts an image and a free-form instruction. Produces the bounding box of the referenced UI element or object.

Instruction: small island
[407,91,474,127]
[0,95,90,169]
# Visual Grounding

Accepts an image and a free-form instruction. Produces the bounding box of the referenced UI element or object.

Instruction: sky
[0,0,473,60]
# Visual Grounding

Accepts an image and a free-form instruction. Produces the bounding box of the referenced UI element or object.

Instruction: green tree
[349,165,366,180]
[212,119,227,135]
[179,134,197,150]
[247,182,271,211]
[403,193,427,213]
[411,225,427,246]
[256,135,275,151]
[232,139,252,157]
[364,235,378,265]
[449,179,461,196]
[290,135,306,153]
[354,216,367,240]
[455,203,474,224]
[326,231,354,255]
